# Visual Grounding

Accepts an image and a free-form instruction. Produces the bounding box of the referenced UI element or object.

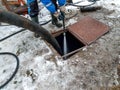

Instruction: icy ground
[0,0,120,90]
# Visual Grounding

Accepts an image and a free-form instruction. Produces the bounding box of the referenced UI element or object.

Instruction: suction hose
[0,10,62,55]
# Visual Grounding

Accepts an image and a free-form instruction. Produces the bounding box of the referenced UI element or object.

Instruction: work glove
[53,5,66,20]
[58,11,65,20]
[53,12,60,18]
[59,6,66,20]
[53,11,65,21]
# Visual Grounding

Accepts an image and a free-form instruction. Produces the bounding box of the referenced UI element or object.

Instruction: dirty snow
[0,0,120,90]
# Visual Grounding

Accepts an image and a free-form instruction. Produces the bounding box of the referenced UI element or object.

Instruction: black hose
[65,11,78,20]
[0,28,26,42]
[66,0,97,7]
[39,20,51,25]
[0,52,19,89]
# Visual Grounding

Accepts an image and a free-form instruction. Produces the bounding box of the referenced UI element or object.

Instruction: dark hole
[55,31,85,56]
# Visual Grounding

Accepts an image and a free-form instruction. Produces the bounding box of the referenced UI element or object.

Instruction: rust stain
[67,16,110,45]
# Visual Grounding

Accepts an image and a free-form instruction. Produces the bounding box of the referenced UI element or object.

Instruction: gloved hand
[59,6,66,20]
[53,11,65,20]
[53,12,60,18]
[58,11,65,20]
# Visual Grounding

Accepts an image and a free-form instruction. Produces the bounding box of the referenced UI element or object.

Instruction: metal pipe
[0,9,62,54]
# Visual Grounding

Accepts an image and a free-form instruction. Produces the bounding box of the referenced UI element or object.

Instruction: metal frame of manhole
[51,16,110,59]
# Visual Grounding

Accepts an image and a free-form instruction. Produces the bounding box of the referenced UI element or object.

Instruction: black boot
[51,14,62,28]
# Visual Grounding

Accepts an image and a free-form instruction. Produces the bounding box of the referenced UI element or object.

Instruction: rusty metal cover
[67,16,110,45]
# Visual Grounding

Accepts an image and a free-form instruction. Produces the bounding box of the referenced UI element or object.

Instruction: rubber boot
[31,16,40,38]
[51,14,62,28]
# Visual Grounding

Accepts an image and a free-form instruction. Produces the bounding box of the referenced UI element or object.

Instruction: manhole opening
[55,31,85,57]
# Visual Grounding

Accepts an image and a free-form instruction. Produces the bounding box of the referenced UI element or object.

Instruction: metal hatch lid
[67,16,110,45]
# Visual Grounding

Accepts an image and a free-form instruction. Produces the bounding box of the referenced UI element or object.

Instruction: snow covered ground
[0,0,120,90]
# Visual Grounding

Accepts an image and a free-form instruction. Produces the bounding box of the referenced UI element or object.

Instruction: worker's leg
[51,0,58,10]
[27,0,39,37]
[27,0,39,23]
[50,0,62,28]
[58,0,66,6]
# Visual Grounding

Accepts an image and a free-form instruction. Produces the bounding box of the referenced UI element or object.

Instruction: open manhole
[52,16,110,59]
[55,31,85,58]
